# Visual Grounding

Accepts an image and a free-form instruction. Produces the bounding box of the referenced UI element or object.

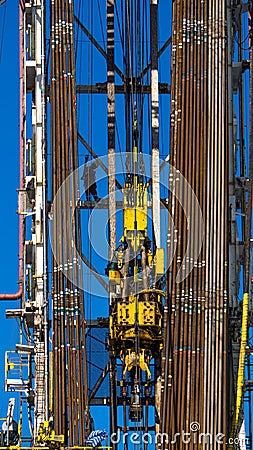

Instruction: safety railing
[228,292,249,447]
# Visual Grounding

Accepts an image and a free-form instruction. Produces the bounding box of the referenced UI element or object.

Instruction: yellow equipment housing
[109,288,164,379]
[122,181,148,252]
[108,172,165,381]
[109,289,164,350]
[37,420,64,446]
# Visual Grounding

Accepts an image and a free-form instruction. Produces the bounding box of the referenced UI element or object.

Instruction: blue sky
[0,1,20,421]
[0,3,19,289]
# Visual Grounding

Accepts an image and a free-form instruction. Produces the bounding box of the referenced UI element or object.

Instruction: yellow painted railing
[0,447,111,450]
[229,292,248,448]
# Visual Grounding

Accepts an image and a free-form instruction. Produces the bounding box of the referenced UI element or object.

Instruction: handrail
[0,447,111,450]
[229,292,249,447]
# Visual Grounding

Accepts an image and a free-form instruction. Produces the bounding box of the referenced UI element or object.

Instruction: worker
[81,155,99,201]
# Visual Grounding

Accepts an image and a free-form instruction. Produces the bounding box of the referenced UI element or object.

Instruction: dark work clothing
[85,183,98,201]
[81,162,99,201]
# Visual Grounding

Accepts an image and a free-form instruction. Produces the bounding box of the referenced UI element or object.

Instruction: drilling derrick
[0,0,253,449]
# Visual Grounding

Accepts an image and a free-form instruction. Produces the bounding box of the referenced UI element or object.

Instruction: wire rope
[115,0,124,53]
[0,0,7,64]
[86,0,95,404]
[97,0,106,50]
[75,0,82,61]
[126,0,135,130]
[76,0,84,134]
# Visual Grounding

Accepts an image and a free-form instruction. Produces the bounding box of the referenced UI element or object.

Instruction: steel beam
[107,2,118,445]
[150,0,161,249]
[32,0,47,437]
[107,0,117,259]
[89,363,110,401]
[76,83,170,94]
[150,1,162,436]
